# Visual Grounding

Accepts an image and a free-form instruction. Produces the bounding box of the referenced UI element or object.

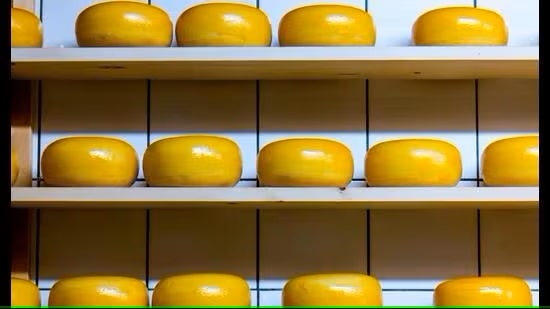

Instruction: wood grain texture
[11,187,539,210]
[10,47,539,80]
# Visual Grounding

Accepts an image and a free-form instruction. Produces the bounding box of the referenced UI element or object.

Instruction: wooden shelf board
[11,187,538,210]
[11,46,538,80]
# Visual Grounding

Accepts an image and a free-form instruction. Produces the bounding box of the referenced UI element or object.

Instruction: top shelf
[11,46,538,80]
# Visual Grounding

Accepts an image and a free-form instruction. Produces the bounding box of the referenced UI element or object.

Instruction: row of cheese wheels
[11,134,538,187]
[12,273,533,306]
[12,2,509,48]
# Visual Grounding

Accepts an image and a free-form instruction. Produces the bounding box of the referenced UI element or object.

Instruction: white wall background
[14,0,539,306]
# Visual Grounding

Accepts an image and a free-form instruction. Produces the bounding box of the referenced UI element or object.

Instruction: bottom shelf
[10,187,538,210]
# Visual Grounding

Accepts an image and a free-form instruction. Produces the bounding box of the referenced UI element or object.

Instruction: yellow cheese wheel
[41,136,138,187]
[48,276,148,306]
[143,135,242,187]
[11,278,41,307]
[11,7,43,47]
[175,3,272,46]
[282,273,382,306]
[152,273,250,306]
[412,6,508,45]
[434,276,532,306]
[257,138,353,187]
[278,4,375,46]
[75,1,173,47]
[11,148,19,186]
[481,135,538,186]
[365,138,462,187]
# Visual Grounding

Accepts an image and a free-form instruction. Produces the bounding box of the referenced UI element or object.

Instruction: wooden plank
[10,47,539,80]
[12,0,35,11]
[10,80,34,280]
[10,187,539,210]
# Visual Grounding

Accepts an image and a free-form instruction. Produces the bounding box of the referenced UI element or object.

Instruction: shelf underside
[11,187,538,210]
[11,46,538,80]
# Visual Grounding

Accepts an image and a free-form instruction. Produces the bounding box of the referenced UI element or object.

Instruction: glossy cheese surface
[412,6,508,45]
[282,273,382,306]
[175,3,272,46]
[11,7,43,47]
[434,276,532,306]
[143,135,242,187]
[75,1,173,47]
[482,135,539,186]
[365,138,462,187]
[257,138,353,187]
[11,148,19,186]
[11,278,41,307]
[278,4,375,46]
[41,136,139,187]
[152,273,250,306]
[48,276,149,306]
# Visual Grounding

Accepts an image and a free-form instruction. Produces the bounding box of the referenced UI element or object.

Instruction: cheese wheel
[11,148,19,186]
[152,273,250,306]
[143,135,242,187]
[175,3,272,46]
[278,4,375,46]
[75,1,173,47]
[283,273,382,306]
[434,276,532,306]
[41,136,138,187]
[48,276,148,306]
[365,138,462,187]
[257,138,353,187]
[11,278,40,307]
[412,6,508,45]
[11,7,43,47]
[481,135,538,186]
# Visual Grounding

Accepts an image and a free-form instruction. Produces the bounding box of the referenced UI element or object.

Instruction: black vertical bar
[145,80,151,289]
[364,0,371,276]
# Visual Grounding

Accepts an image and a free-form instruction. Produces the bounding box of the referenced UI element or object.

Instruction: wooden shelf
[11,187,538,210]
[11,46,538,80]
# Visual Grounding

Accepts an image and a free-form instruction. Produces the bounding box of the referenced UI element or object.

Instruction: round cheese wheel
[278,4,375,46]
[175,3,272,46]
[75,1,173,47]
[412,6,508,45]
[482,135,539,186]
[143,135,242,187]
[11,148,19,186]
[11,7,43,47]
[41,136,138,187]
[434,276,532,306]
[48,276,148,306]
[257,138,354,187]
[152,273,250,306]
[283,273,382,306]
[11,278,40,307]
[365,138,462,186]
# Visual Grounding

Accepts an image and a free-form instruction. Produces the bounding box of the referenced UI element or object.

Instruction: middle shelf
[11,187,538,210]
[11,46,539,80]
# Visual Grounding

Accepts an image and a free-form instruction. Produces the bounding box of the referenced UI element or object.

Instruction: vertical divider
[474,79,482,276]
[145,79,151,289]
[364,0,371,277]
[255,2,261,306]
